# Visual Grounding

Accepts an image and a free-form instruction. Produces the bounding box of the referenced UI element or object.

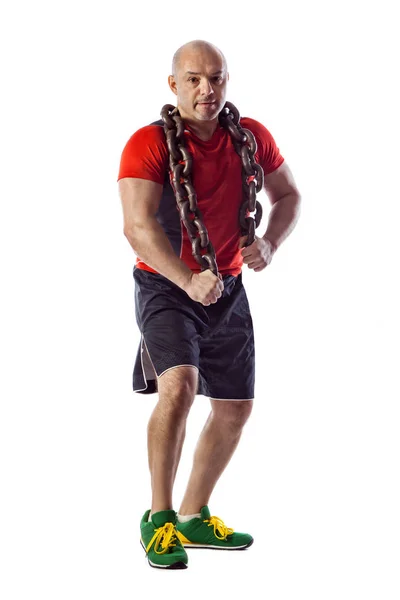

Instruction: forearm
[124,218,193,290]
[262,193,301,250]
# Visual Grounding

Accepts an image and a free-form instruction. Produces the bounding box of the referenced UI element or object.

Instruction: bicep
[263,162,300,205]
[118,177,163,233]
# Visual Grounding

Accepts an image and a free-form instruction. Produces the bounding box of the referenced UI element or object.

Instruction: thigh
[134,268,208,378]
[199,274,255,400]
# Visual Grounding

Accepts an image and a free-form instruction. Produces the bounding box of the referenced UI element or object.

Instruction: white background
[1,0,399,598]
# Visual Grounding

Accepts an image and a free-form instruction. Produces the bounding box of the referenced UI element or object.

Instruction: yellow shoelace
[204,515,234,540]
[146,522,178,555]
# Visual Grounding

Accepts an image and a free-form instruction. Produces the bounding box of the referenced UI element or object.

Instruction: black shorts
[132,267,255,400]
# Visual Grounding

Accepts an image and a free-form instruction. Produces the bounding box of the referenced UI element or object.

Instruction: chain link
[160,101,264,277]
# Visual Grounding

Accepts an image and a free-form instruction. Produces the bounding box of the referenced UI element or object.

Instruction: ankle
[177,512,201,523]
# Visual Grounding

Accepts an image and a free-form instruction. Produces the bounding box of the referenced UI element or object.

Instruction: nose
[199,78,214,98]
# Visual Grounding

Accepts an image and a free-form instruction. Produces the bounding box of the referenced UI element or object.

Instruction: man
[118,39,301,569]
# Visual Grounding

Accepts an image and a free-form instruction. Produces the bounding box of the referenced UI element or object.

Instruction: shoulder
[124,122,167,150]
[240,116,277,144]
[118,122,169,184]
[240,116,284,175]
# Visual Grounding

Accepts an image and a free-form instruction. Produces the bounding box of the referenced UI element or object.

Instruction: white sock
[177,512,201,523]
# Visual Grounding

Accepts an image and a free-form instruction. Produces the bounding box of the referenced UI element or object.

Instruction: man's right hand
[184,270,224,306]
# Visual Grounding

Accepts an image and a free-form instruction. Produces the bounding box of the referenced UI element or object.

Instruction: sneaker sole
[181,539,254,551]
[140,539,188,569]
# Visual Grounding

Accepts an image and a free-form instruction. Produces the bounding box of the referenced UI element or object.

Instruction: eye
[188,76,223,83]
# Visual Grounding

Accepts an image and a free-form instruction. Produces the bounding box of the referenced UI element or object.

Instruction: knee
[211,400,253,432]
[158,366,198,416]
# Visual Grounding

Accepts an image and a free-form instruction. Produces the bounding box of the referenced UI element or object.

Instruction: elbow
[124,215,158,239]
[292,194,302,224]
[288,191,302,216]
[123,218,155,247]
[123,225,134,239]
[281,191,302,211]
[123,226,134,241]
[123,220,143,240]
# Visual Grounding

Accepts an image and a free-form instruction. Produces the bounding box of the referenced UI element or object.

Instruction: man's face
[169,49,229,122]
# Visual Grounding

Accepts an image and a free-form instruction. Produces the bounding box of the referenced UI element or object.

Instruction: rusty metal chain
[160,101,264,277]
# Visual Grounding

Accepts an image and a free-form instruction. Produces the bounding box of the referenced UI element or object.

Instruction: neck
[178,109,219,141]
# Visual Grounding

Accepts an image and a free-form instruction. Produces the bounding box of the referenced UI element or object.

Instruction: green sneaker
[176,506,254,550]
[140,509,188,569]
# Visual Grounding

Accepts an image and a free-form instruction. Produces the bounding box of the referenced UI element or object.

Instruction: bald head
[168,40,229,127]
[171,40,227,78]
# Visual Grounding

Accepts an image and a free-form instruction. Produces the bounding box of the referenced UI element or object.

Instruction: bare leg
[178,399,253,515]
[147,366,198,514]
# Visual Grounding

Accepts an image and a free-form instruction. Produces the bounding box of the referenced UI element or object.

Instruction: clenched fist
[184,270,224,306]
[239,235,276,272]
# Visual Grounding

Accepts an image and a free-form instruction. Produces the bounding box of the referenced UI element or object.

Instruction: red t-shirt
[117,117,284,276]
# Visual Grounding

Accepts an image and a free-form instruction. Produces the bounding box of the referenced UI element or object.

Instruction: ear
[168,75,178,96]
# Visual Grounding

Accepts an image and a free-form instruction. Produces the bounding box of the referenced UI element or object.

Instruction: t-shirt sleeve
[241,117,285,175]
[117,125,169,184]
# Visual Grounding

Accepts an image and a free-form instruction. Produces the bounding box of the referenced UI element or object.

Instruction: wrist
[177,270,193,293]
[263,235,278,253]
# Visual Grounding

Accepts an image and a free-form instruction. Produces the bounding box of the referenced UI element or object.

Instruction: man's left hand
[239,235,276,272]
